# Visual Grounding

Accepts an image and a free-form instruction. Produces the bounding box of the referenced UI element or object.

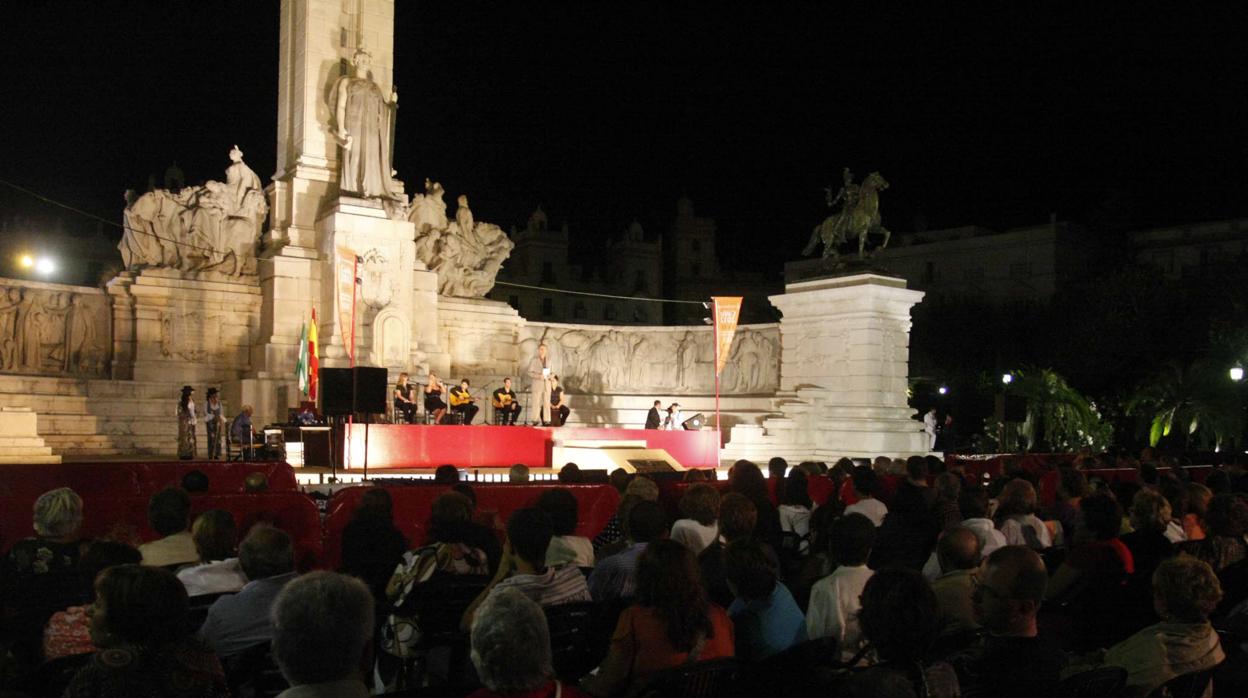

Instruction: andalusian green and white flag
[295,321,309,395]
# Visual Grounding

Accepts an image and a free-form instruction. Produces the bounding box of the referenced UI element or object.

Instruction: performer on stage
[204,387,224,459]
[393,372,417,423]
[663,402,683,431]
[526,342,555,426]
[177,385,197,460]
[492,377,522,425]
[449,378,479,425]
[550,374,570,427]
[425,372,448,424]
[645,400,663,429]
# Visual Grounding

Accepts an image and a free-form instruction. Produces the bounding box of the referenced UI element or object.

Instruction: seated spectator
[271,571,373,697]
[843,466,887,526]
[468,588,590,698]
[581,540,734,697]
[1181,482,1212,541]
[768,456,789,480]
[434,464,460,485]
[177,509,247,597]
[729,460,782,548]
[450,482,505,570]
[1046,492,1136,649]
[871,458,942,571]
[558,462,582,483]
[724,537,806,661]
[538,488,594,568]
[932,472,964,532]
[994,479,1052,550]
[683,469,710,483]
[608,468,631,493]
[243,471,268,493]
[671,484,721,555]
[922,484,1007,580]
[509,463,531,483]
[1045,467,1087,543]
[43,540,142,662]
[387,492,491,603]
[589,501,666,602]
[229,405,256,456]
[1181,493,1248,573]
[338,488,408,615]
[1063,555,1225,698]
[840,568,959,697]
[1159,481,1190,544]
[950,546,1066,698]
[181,469,210,494]
[199,525,298,659]
[807,512,876,662]
[465,508,591,628]
[1120,488,1177,585]
[592,476,659,555]
[2,486,89,658]
[700,493,778,609]
[139,487,199,568]
[930,527,982,635]
[64,564,227,696]
[777,470,813,554]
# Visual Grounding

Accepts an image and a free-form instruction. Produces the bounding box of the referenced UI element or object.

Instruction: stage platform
[342,424,721,470]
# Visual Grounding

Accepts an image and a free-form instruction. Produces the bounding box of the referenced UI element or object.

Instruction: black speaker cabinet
[354,366,388,414]
[320,368,354,415]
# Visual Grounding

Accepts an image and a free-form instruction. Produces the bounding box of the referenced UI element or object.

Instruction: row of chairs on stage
[390,399,521,426]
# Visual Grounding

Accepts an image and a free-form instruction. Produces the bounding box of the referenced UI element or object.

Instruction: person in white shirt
[139,487,199,568]
[807,512,876,662]
[662,403,684,430]
[178,509,247,597]
[923,485,1008,580]
[670,484,720,554]
[923,408,939,451]
[843,466,888,527]
[778,472,813,554]
[537,488,595,568]
[995,479,1052,550]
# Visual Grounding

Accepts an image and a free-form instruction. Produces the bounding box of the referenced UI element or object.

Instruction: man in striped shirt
[462,507,590,629]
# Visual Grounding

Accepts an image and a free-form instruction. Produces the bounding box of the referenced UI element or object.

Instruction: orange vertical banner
[336,246,358,362]
[713,296,743,376]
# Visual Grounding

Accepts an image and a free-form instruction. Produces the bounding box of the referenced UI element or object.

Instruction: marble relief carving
[0,284,110,376]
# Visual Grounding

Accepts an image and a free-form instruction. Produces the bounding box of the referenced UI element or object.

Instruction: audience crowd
[1,450,1247,697]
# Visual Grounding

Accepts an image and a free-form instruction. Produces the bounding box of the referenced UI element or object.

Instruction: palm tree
[1125,359,1242,450]
[1007,367,1113,452]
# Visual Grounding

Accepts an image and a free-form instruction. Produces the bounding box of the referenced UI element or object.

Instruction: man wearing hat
[205,387,224,459]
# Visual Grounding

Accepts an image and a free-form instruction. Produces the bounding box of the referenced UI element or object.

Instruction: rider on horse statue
[803,167,892,262]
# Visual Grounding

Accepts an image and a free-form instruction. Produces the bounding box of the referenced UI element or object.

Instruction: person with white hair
[2,487,88,665]
[271,571,374,697]
[468,588,588,698]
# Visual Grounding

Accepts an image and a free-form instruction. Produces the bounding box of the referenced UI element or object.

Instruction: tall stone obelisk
[245,0,422,422]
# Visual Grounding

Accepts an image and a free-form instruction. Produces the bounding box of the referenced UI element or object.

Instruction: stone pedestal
[724,273,929,462]
[438,296,524,381]
[0,407,60,464]
[108,270,262,383]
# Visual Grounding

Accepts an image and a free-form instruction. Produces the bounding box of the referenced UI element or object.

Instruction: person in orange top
[581,539,734,697]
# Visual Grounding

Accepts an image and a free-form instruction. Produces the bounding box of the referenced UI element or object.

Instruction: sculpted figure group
[119,146,268,276]
[408,180,514,298]
[0,285,109,376]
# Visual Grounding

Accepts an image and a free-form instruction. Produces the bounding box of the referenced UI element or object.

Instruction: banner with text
[336,246,358,361]
[713,296,743,376]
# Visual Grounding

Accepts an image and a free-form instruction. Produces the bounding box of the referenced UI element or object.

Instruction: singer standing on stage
[527,342,556,426]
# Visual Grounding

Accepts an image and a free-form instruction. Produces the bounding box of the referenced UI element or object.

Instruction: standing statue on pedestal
[333,49,398,200]
[803,168,892,262]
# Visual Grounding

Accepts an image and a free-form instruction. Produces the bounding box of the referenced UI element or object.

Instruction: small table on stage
[282,426,332,468]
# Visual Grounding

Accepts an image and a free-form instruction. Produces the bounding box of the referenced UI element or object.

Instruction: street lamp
[1001,373,1013,385]
[34,257,56,276]
[1231,366,1244,382]
[938,385,949,395]
[18,254,34,269]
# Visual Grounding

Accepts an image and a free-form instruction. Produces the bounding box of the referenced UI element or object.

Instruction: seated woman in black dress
[424,372,448,424]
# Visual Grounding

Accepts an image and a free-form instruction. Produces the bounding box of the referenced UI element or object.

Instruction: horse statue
[802,171,892,261]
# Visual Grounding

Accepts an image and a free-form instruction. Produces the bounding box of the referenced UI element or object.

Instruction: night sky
[2,2,1246,279]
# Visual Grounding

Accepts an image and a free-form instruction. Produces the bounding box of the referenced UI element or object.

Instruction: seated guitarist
[448,378,480,425]
[491,377,521,425]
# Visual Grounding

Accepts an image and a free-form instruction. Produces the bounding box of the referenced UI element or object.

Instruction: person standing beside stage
[205,387,224,460]
[177,385,197,460]
[450,378,480,425]
[549,375,570,427]
[526,342,555,426]
[645,400,663,429]
[663,403,684,431]
[393,372,417,424]
[924,407,938,451]
[492,377,521,425]
[425,372,448,424]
